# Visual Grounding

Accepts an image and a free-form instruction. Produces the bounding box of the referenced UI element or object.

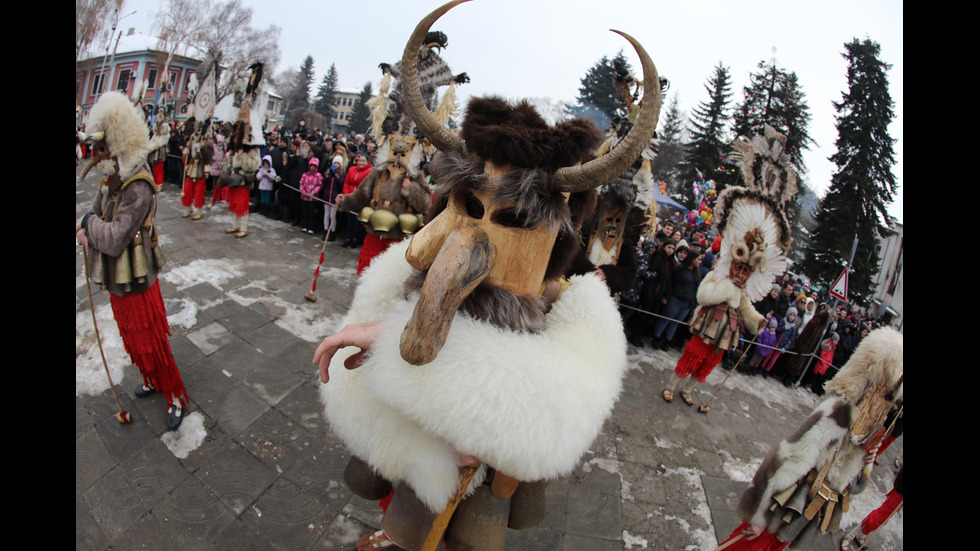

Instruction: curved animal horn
[554,30,662,193]
[400,0,467,153]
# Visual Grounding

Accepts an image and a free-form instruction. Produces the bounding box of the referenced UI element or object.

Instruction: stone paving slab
[76,166,902,550]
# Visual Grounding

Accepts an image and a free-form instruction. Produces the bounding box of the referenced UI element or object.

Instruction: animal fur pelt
[85,91,150,177]
[737,327,903,529]
[319,239,628,512]
[460,96,602,172]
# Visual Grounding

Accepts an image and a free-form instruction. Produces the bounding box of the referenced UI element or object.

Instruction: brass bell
[114,247,132,286]
[130,241,149,284]
[398,212,421,235]
[369,209,399,233]
[358,205,375,223]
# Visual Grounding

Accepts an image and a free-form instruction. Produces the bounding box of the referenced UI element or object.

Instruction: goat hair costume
[720,327,904,550]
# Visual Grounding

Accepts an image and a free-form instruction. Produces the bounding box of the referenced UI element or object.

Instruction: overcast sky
[112,0,903,224]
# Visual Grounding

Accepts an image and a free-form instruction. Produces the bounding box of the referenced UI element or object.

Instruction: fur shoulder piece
[824,327,903,404]
[320,241,628,512]
[461,96,602,171]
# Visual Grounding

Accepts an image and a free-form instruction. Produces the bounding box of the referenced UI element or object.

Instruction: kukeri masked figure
[146,104,172,186]
[313,2,661,549]
[718,327,903,550]
[218,63,265,238]
[180,117,215,221]
[77,91,189,431]
[339,31,469,275]
[662,124,796,407]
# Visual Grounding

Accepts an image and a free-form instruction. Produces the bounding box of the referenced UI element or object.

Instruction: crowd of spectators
[619,212,892,394]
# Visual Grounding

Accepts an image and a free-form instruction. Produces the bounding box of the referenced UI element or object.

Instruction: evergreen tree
[348,81,374,135]
[313,62,339,123]
[798,38,898,306]
[680,63,736,207]
[649,93,687,197]
[732,57,814,174]
[286,55,315,110]
[564,51,632,130]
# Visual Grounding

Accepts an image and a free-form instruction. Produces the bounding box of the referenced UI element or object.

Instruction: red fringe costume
[109,280,188,408]
[181,177,207,209]
[675,336,725,383]
[152,161,165,186]
[859,487,902,536]
[719,522,790,551]
[356,234,401,275]
[227,186,251,216]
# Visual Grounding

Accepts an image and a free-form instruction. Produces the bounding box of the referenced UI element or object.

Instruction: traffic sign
[829,268,848,301]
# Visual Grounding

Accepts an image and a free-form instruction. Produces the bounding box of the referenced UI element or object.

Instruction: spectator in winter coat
[744,317,780,375]
[320,155,345,241]
[760,307,798,377]
[298,157,323,234]
[650,250,702,350]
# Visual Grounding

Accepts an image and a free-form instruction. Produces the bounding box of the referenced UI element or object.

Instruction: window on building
[169,71,178,91]
[147,69,158,90]
[116,69,131,92]
[183,72,194,93]
[91,74,105,95]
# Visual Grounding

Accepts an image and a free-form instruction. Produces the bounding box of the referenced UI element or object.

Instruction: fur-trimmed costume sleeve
[320,239,628,512]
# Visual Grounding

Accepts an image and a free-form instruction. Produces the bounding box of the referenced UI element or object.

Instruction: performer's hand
[863,443,879,464]
[335,194,344,206]
[741,523,765,540]
[76,227,88,250]
[313,321,385,383]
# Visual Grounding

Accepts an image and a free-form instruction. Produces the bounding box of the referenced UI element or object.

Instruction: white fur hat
[85,91,150,177]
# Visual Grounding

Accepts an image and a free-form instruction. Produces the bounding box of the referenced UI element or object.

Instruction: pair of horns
[400,0,662,193]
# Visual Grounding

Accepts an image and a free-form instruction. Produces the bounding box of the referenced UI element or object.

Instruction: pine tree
[564,51,632,130]
[313,63,339,123]
[348,81,374,135]
[287,55,315,110]
[732,57,814,174]
[680,63,736,207]
[797,38,898,306]
[649,93,687,196]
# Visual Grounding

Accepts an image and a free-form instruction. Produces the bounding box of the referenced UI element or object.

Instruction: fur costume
[721,327,903,550]
[219,63,266,235]
[79,91,188,413]
[320,239,627,512]
[318,4,662,547]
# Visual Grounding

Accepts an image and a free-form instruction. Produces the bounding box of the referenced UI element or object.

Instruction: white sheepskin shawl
[320,239,628,511]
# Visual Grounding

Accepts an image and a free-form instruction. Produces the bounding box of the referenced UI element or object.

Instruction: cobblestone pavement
[76,166,903,550]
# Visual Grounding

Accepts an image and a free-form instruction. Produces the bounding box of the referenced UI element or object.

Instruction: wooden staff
[421,465,479,551]
[304,223,333,302]
[699,330,763,414]
[81,248,132,424]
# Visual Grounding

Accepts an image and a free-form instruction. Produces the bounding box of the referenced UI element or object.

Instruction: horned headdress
[709,124,797,302]
[398,0,662,366]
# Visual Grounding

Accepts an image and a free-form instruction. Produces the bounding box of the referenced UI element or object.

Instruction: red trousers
[181,177,207,208]
[860,488,903,535]
[675,336,724,383]
[357,233,401,275]
[108,280,188,408]
[227,186,251,216]
[152,161,165,186]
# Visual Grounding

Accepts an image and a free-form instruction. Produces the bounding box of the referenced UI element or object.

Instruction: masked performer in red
[662,125,797,407]
[77,91,189,430]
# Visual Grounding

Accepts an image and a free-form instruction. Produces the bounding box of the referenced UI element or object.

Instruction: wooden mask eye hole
[491,207,535,229]
[464,193,484,219]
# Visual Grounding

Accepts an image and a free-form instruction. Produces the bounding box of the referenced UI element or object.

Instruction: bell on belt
[398,212,422,235]
[114,247,133,286]
[369,209,399,233]
[358,205,374,223]
[130,239,149,284]
[343,456,393,501]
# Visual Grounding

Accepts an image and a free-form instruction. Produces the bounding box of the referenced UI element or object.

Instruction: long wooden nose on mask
[399,224,496,365]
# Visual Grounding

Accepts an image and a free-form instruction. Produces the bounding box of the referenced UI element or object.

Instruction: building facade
[869,222,903,331]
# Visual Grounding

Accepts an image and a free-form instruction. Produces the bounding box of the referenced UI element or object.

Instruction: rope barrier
[618,302,844,373]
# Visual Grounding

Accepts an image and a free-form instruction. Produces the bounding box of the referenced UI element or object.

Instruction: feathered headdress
[710,124,797,302]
